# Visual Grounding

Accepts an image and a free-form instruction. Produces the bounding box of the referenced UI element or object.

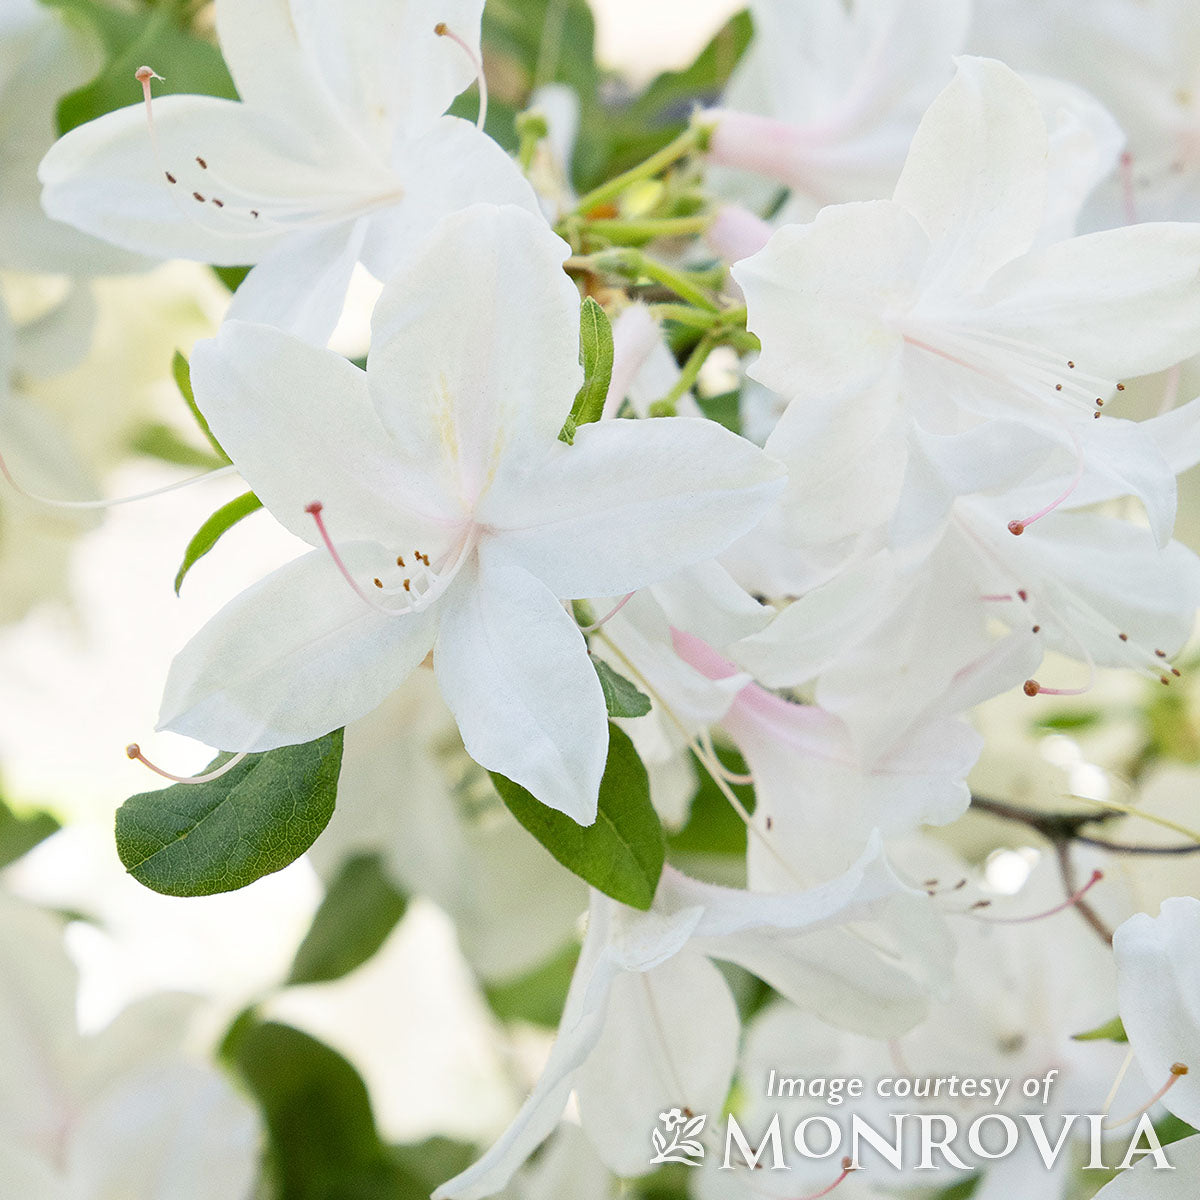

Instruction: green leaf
[484,941,580,1027]
[129,421,225,471]
[212,264,252,293]
[592,656,652,718]
[115,731,344,897]
[171,350,229,461]
[559,297,614,444]
[46,0,237,134]
[490,723,664,909]
[668,746,755,859]
[1073,1015,1128,1043]
[288,855,408,986]
[173,490,263,595]
[0,797,60,869]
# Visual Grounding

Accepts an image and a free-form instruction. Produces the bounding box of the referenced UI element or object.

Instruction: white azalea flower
[706,0,969,216]
[733,57,1200,489]
[0,894,260,1200]
[159,205,783,822]
[38,0,540,342]
[434,839,914,1198]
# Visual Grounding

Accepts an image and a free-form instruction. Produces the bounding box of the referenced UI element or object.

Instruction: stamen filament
[1008,430,1085,535]
[974,869,1103,924]
[305,502,402,615]
[126,743,249,785]
[1103,1063,1188,1130]
[796,1158,854,1199]
[0,449,238,509]
[580,592,635,633]
[435,23,489,130]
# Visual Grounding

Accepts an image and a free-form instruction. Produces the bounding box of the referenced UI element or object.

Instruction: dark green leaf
[173,490,263,595]
[592,656,651,718]
[171,350,229,461]
[491,723,664,909]
[559,297,614,444]
[46,0,237,134]
[130,421,226,471]
[0,797,60,869]
[695,389,742,435]
[115,731,344,896]
[1073,1015,1128,1043]
[668,746,755,859]
[288,855,408,986]
[211,264,252,293]
[484,941,580,1027]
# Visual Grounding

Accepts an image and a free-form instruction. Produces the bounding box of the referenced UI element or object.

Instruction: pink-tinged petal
[367,204,581,511]
[980,223,1200,379]
[39,95,395,265]
[734,201,928,402]
[894,56,1048,292]
[433,544,608,824]
[190,321,454,549]
[574,952,739,1176]
[290,0,484,147]
[481,417,784,599]
[358,119,541,282]
[159,547,438,752]
[1115,900,1200,1129]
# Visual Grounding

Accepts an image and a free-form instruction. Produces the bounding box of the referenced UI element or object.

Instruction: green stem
[586,249,720,312]
[650,333,719,416]
[580,214,715,242]
[574,122,711,216]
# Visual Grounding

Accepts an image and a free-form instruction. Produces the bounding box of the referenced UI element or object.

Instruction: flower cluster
[5,1,1200,1199]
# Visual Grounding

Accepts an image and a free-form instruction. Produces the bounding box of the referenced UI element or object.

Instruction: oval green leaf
[115,731,344,897]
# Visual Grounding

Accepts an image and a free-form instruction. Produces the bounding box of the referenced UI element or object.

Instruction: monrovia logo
[650,1108,707,1165]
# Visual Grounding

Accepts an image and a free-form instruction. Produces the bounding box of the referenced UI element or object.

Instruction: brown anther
[1008,520,1026,536]
[164,171,176,184]
[211,198,224,208]
[1119,632,1129,641]
[195,156,208,169]
[1173,1063,1190,1076]
[1162,675,1172,685]
[373,578,383,588]
[1093,411,1102,419]
[1173,668,1183,677]
[192,191,205,202]
[683,1107,695,1118]
[841,1156,853,1171]
[397,555,405,567]
[1032,625,1041,633]
[1018,589,1028,601]
[972,900,993,911]
[1055,383,1063,391]
[1156,649,1167,658]
[1023,679,1041,696]
[403,579,411,592]
[1117,383,1126,391]
[1068,361,1076,369]
[125,742,141,759]
[134,66,157,83]
[1096,398,1104,406]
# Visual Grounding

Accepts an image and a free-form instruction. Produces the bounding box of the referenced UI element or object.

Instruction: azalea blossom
[159,204,783,823]
[38,0,540,342]
[733,57,1200,487]
[434,839,918,1198]
[706,0,969,217]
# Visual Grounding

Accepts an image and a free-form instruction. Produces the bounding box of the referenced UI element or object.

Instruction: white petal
[433,544,608,823]
[159,547,437,752]
[0,1144,64,1200]
[67,1062,260,1200]
[574,951,739,1176]
[190,320,452,548]
[482,417,784,598]
[894,56,1047,292]
[368,204,581,509]
[359,119,542,282]
[290,0,484,146]
[981,223,1200,379]
[735,201,927,402]
[1090,1133,1200,1199]
[39,95,392,264]
[652,562,774,650]
[225,218,366,343]
[1115,900,1200,1129]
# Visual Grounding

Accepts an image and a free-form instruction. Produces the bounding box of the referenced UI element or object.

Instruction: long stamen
[1007,429,1086,535]
[972,869,1103,924]
[0,448,238,509]
[580,592,635,633]
[305,502,401,615]
[795,1158,854,1200]
[126,743,249,785]
[1103,1063,1189,1130]
[434,22,488,130]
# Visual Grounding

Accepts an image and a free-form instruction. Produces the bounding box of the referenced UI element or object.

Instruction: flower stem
[650,332,719,416]
[585,248,720,312]
[574,121,713,216]
[580,214,715,243]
